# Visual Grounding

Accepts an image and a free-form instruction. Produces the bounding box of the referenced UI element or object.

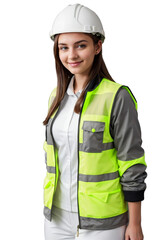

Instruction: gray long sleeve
[110,87,147,202]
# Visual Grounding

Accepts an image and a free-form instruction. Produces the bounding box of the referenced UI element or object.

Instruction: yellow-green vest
[43,77,146,230]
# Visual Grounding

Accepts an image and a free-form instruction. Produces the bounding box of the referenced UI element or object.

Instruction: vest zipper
[77,91,88,232]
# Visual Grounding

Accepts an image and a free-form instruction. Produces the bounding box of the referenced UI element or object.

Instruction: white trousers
[44,206,126,240]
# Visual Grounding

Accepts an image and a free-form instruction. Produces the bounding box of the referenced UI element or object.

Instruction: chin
[68,69,83,75]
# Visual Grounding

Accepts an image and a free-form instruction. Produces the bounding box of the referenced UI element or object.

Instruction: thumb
[125,232,130,240]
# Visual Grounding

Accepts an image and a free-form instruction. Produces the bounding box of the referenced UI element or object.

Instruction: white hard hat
[49,4,105,42]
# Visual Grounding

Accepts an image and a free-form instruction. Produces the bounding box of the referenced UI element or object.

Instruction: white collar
[66,76,83,97]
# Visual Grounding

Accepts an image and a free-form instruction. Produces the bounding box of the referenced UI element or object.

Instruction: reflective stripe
[46,166,56,174]
[44,206,52,221]
[79,142,114,153]
[79,171,119,182]
[118,155,146,177]
[80,211,128,230]
[46,118,53,145]
[45,152,47,165]
[102,142,115,151]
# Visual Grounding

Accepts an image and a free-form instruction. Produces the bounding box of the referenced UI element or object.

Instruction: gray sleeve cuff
[120,164,147,192]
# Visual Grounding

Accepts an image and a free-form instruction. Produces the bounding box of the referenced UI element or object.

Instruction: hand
[125,223,144,240]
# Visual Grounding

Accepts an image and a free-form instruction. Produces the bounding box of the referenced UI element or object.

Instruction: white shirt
[52,76,82,212]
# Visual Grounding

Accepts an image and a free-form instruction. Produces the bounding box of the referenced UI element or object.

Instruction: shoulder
[48,87,57,109]
[100,79,137,109]
[115,86,137,110]
[101,78,122,90]
[111,87,138,123]
[117,87,135,103]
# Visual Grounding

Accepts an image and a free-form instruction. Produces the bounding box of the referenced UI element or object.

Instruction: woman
[43,4,147,240]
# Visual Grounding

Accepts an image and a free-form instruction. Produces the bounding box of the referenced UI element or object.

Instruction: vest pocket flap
[43,173,54,189]
[82,121,105,132]
[44,179,52,189]
[43,141,48,152]
[87,192,109,202]
[87,189,121,203]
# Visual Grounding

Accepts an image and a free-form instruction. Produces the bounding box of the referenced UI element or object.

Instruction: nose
[68,47,78,60]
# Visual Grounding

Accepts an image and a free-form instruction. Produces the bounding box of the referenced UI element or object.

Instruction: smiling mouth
[68,61,83,67]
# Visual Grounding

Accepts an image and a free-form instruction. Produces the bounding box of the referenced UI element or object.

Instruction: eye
[59,46,68,51]
[77,44,86,49]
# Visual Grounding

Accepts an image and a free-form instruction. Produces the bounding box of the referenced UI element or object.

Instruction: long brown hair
[43,33,114,125]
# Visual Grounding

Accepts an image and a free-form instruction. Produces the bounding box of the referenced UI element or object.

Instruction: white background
[0,0,159,239]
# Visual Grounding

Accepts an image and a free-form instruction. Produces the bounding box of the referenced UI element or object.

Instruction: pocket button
[92,128,96,132]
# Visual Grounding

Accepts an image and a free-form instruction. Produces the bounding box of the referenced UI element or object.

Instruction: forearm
[128,201,141,226]
[125,202,143,239]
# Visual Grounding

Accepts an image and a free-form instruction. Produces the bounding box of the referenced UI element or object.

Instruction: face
[58,33,102,78]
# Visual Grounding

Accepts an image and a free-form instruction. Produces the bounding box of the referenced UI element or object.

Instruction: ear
[95,40,102,55]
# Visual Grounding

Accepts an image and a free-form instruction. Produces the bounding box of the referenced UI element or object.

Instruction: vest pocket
[82,121,105,153]
[43,141,55,168]
[80,188,127,217]
[43,172,55,209]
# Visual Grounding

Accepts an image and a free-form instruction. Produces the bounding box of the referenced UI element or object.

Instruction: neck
[73,74,88,92]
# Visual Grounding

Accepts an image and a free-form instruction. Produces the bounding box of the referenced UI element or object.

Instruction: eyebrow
[58,40,88,45]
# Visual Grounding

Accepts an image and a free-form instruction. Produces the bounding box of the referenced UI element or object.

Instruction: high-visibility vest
[43,77,146,230]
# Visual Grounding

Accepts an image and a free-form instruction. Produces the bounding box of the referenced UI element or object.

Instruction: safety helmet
[49,4,105,42]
